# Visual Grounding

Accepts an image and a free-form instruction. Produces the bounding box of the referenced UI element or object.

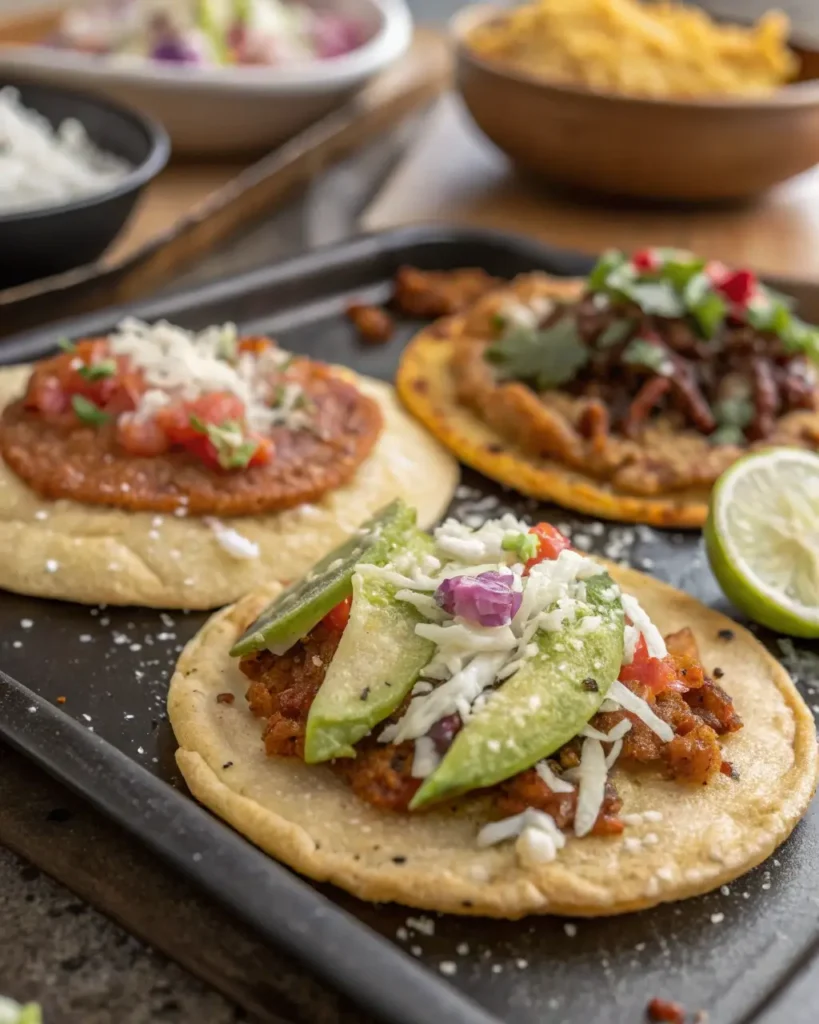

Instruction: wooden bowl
[452,4,819,202]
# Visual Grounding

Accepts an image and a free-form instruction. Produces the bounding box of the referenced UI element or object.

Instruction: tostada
[397,248,819,526]
[169,503,817,917]
[0,320,457,608]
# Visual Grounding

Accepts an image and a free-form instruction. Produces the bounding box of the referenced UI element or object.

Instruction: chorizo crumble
[240,620,741,825]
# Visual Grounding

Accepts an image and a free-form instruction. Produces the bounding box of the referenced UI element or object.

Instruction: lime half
[705,448,819,638]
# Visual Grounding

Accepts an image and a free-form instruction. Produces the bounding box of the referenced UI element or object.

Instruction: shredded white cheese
[477,807,566,860]
[621,594,667,661]
[411,736,440,779]
[535,760,575,793]
[607,680,674,742]
[574,737,608,837]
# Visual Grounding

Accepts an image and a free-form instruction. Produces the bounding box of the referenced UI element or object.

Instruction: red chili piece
[322,596,353,633]
[632,249,662,273]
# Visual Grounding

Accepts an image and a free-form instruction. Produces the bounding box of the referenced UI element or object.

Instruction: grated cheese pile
[0,87,130,215]
[109,318,307,433]
[361,514,673,860]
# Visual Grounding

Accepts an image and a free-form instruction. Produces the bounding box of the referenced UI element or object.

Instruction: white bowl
[0,0,413,155]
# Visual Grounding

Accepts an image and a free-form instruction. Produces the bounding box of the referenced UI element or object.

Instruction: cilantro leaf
[485,319,589,390]
[190,416,258,469]
[710,424,746,447]
[71,394,109,426]
[588,249,627,290]
[57,337,75,353]
[78,359,116,381]
[596,319,634,349]
[683,272,726,338]
[622,338,673,375]
[714,397,754,429]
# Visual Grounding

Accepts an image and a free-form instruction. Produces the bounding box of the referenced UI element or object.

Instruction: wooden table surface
[363,94,819,282]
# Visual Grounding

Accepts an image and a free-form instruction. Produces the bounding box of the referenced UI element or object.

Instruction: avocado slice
[304,527,437,763]
[229,500,417,658]
[410,573,624,809]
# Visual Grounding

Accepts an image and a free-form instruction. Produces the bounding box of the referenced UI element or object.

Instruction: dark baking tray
[0,225,818,1024]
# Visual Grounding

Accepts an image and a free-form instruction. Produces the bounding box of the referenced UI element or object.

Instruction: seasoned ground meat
[241,623,342,759]
[496,766,624,835]
[332,741,422,811]
[241,625,741,817]
[0,359,383,515]
[394,266,501,318]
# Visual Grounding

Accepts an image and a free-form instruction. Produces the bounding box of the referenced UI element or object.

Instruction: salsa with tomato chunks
[0,335,384,516]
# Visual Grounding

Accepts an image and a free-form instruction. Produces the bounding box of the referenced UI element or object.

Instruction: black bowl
[0,78,170,290]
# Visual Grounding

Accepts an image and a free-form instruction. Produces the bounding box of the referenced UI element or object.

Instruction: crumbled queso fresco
[357,514,675,864]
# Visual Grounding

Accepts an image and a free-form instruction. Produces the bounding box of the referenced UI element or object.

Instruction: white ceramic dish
[0,0,412,154]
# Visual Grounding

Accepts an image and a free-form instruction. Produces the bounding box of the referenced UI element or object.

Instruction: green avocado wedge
[410,573,624,810]
[303,527,437,763]
[229,500,417,658]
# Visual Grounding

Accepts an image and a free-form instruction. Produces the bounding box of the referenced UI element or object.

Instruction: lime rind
[705,449,819,638]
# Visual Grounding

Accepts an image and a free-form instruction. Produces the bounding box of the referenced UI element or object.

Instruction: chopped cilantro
[490,311,507,333]
[57,337,75,353]
[622,338,672,375]
[216,328,238,362]
[190,415,258,469]
[595,319,634,349]
[684,272,727,338]
[485,318,589,390]
[710,424,746,446]
[713,397,754,429]
[78,359,116,381]
[588,249,627,290]
[620,281,686,318]
[71,394,108,426]
[501,531,539,562]
[661,256,705,291]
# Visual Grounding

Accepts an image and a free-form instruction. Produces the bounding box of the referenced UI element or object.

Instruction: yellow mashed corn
[468,0,798,99]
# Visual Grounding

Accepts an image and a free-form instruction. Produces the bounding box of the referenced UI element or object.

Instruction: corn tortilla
[168,564,818,917]
[397,275,715,528]
[0,365,458,609]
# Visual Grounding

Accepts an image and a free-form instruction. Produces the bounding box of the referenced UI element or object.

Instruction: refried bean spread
[0,319,383,515]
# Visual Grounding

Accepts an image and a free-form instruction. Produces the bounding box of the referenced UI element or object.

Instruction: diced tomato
[155,392,245,446]
[116,413,170,457]
[524,522,572,574]
[25,373,68,418]
[631,248,661,273]
[619,632,680,696]
[322,596,352,633]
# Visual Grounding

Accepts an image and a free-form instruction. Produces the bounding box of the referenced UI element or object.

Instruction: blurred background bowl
[0,0,413,155]
[0,77,169,289]
[452,3,819,203]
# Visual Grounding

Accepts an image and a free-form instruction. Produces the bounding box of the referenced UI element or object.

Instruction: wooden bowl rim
[451,3,819,112]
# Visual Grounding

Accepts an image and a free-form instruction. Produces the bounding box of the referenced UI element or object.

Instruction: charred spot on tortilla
[396,248,819,527]
[713,667,725,678]
[718,629,736,641]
